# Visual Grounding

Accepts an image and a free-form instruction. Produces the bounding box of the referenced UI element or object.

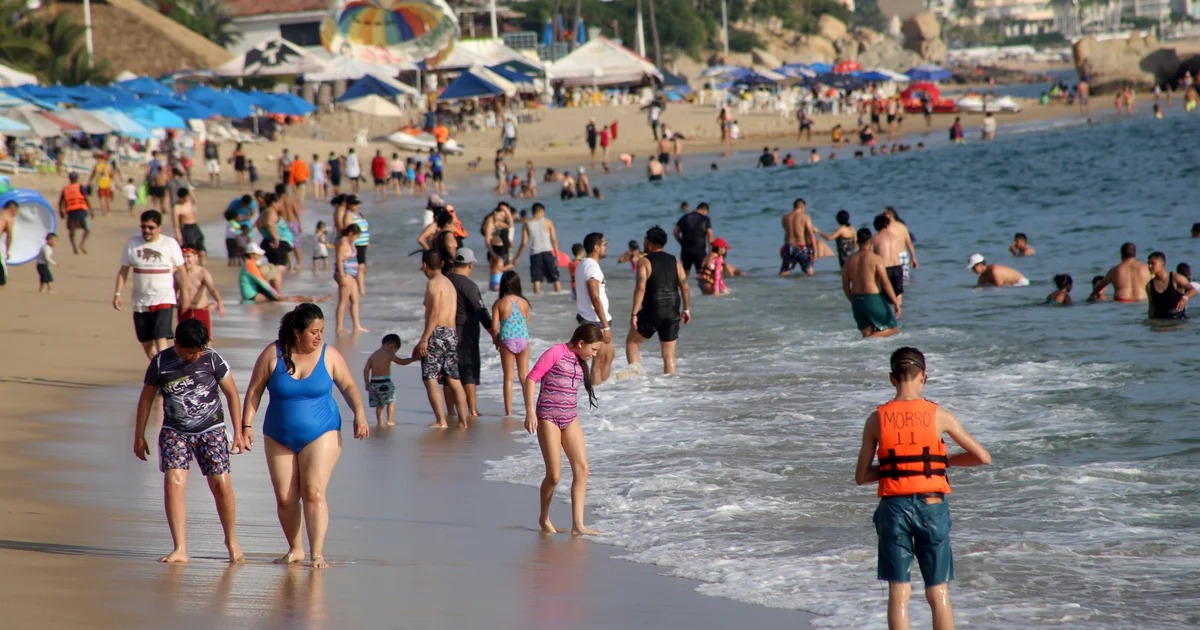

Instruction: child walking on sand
[521,323,605,535]
[124,178,138,215]
[133,319,245,564]
[313,221,330,273]
[363,333,417,426]
[36,233,57,293]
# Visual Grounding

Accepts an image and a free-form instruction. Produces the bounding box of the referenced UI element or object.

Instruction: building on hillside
[973,0,1056,36]
[1121,0,1171,19]
[38,0,232,74]
[225,0,329,51]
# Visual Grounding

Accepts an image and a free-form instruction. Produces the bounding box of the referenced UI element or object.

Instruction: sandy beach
[0,93,1085,627]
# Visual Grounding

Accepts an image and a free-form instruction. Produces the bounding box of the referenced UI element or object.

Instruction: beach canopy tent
[343,94,406,117]
[0,63,38,88]
[217,37,326,77]
[860,69,910,83]
[906,64,952,82]
[547,37,661,87]
[113,76,173,97]
[436,39,544,74]
[814,72,867,90]
[699,65,741,79]
[727,67,788,86]
[0,108,64,137]
[485,64,536,90]
[0,114,31,134]
[0,91,33,109]
[489,57,544,77]
[337,74,420,103]
[808,62,833,73]
[303,56,416,82]
[776,64,816,79]
[437,65,516,101]
[242,90,316,116]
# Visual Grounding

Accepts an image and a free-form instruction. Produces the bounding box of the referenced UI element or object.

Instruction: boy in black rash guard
[626,226,692,375]
[673,202,713,277]
[134,319,246,564]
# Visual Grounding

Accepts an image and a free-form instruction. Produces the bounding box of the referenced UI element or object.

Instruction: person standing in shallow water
[135,319,244,564]
[522,323,605,536]
[855,347,992,630]
[241,303,369,569]
[842,228,901,338]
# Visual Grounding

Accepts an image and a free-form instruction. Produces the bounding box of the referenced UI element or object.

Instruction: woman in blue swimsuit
[240,303,368,568]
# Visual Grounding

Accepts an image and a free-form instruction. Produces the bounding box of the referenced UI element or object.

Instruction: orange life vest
[62,183,88,212]
[876,399,951,497]
[447,210,467,240]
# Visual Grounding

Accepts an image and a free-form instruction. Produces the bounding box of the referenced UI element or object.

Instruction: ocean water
[251,111,1200,627]
[461,112,1200,628]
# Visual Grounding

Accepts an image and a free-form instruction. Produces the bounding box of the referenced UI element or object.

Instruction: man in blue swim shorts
[855,347,992,629]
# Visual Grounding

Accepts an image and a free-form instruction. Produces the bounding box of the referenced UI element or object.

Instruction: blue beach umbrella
[257,93,316,116]
[126,104,186,130]
[92,108,152,138]
[183,86,255,118]
[808,62,832,74]
[114,76,173,97]
[905,64,952,82]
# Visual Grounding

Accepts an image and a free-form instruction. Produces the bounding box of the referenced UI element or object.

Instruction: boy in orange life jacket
[854,347,991,630]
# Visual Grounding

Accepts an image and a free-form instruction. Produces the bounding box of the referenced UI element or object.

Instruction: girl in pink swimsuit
[521,323,605,535]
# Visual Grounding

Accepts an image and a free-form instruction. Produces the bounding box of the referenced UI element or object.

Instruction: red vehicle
[901,82,956,114]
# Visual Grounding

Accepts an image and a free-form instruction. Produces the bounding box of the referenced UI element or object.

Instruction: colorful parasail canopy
[321,0,459,65]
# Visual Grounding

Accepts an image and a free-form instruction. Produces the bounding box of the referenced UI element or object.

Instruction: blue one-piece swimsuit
[264,343,341,453]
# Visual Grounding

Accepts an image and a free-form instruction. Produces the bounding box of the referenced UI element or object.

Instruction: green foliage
[726,28,763,52]
[168,0,242,48]
[0,1,112,85]
[854,0,889,32]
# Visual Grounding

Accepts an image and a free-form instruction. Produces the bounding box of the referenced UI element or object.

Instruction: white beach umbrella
[0,108,63,138]
[56,109,117,134]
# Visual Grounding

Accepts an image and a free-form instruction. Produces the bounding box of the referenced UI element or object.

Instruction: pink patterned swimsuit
[528,343,584,428]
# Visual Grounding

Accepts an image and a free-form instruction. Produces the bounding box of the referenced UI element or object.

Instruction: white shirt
[345,153,361,177]
[124,183,138,200]
[574,258,609,323]
[37,243,55,266]
[503,120,516,139]
[120,234,184,311]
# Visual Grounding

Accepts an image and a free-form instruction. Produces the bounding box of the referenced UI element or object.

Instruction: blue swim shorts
[873,495,954,586]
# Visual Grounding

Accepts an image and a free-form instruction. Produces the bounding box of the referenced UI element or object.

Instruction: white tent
[547,37,661,87]
[343,95,406,117]
[452,39,544,72]
[0,62,38,87]
[304,55,418,82]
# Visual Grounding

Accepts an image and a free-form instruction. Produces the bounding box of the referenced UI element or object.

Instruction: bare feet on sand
[429,421,449,429]
[572,525,600,536]
[159,549,189,563]
[273,549,306,565]
[227,542,245,564]
[355,327,370,333]
[539,519,558,534]
[310,555,329,569]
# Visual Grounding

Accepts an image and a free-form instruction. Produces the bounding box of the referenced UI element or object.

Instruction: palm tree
[30,13,112,85]
[0,0,50,73]
[178,0,242,48]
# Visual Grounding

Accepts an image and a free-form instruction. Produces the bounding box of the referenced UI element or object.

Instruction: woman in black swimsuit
[819,209,857,269]
[232,142,247,188]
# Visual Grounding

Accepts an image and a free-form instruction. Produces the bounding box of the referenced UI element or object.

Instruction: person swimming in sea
[1046,274,1072,305]
[1088,275,1108,302]
[819,210,857,269]
[1009,233,1036,257]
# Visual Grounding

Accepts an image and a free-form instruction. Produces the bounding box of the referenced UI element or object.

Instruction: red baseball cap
[711,238,729,249]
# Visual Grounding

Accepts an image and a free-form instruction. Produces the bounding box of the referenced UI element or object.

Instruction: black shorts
[658,152,671,164]
[133,307,174,343]
[886,265,904,295]
[530,251,559,284]
[391,171,403,182]
[181,224,206,253]
[67,209,90,231]
[149,185,166,199]
[456,336,481,386]
[635,309,680,342]
[680,247,706,275]
[263,240,292,266]
[374,177,386,186]
[432,171,443,182]
[356,245,368,264]
[36,263,53,284]
[225,237,238,259]
[488,245,510,266]
[330,174,342,186]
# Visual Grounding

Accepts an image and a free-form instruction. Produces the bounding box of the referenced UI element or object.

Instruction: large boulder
[857,37,921,70]
[856,27,884,47]
[792,35,837,63]
[818,15,848,42]
[752,48,782,68]
[1074,34,1180,93]
[901,12,945,63]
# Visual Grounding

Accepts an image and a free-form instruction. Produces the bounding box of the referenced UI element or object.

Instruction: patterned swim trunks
[421,325,460,384]
[368,378,396,407]
[159,426,230,476]
[779,244,814,274]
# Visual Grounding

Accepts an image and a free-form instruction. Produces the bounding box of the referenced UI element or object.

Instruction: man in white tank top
[514,203,561,294]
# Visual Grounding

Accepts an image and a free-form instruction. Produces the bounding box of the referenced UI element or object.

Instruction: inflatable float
[0,185,57,266]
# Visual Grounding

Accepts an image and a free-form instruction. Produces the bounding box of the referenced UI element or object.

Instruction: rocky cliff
[1073,34,1180,94]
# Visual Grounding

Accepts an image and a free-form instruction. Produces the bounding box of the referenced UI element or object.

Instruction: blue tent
[906,64,952,82]
[808,62,833,74]
[2,86,61,110]
[486,64,535,87]
[728,68,783,86]
[78,94,141,110]
[438,72,505,101]
[114,77,173,97]
[337,74,409,102]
